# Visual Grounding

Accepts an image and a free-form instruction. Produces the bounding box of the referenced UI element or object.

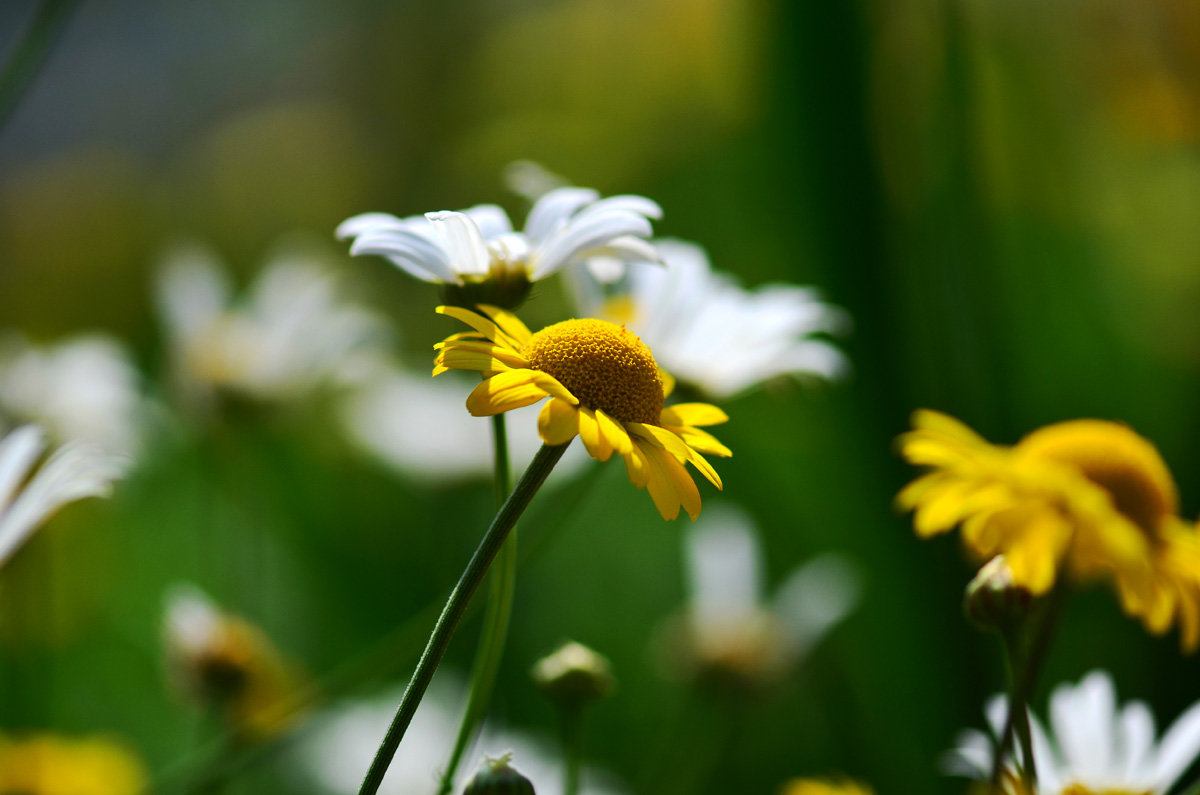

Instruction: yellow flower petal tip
[435,306,730,521]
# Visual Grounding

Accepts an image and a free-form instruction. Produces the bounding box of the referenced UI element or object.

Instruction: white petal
[0,439,126,567]
[523,186,599,243]
[462,204,513,240]
[0,425,45,510]
[349,228,454,283]
[1117,700,1156,784]
[426,211,490,279]
[941,729,995,776]
[1153,695,1200,789]
[575,194,663,222]
[1049,670,1117,782]
[772,553,861,655]
[156,243,231,345]
[336,212,409,240]
[531,210,654,280]
[685,503,763,623]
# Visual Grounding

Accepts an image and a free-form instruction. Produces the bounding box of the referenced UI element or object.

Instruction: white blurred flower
[0,333,144,455]
[155,242,389,405]
[337,186,661,293]
[945,670,1200,794]
[0,425,127,568]
[338,366,588,485]
[575,240,850,399]
[294,677,628,795]
[663,502,861,689]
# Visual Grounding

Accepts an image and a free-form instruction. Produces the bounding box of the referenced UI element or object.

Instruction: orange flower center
[524,318,664,424]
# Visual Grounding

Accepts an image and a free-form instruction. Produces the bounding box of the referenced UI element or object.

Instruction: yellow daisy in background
[0,733,147,795]
[897,410,1200,650]
[433,305,730,520]
[781,778,875,795]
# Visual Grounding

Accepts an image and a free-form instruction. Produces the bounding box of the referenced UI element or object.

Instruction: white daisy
[945,669,1200,794]
[574,239,850,399]
[337,365,588,485]
[0,333,145,456]
[293,677,629,795]
[155,241,389,405]
[663,502,861,688]
[0,425,128,568]
[336,185,661,302]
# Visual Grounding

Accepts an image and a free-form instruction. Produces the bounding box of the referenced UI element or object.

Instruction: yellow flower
[897,410,1200,650]
[0,733,147,795]
[433,305,730,520]
[781,778,874,795]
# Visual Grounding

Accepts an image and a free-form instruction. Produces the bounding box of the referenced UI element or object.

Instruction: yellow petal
[577,408,613,462]
[661,403,728,427]
[538,399,579,446]
[434,339,529,367]
[465,370,549,416]
[670,425,732,458]
[436,306,522,349]
[596,410,633,456]
[685,447,722,490]
[476,304,533,345]
[435,349,515,375]
[640,440,681,520]
[659,368,676,397]
[623,441,649,488]
[628,423,691,463]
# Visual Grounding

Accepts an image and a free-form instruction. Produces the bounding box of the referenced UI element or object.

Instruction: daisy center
[524,318,664,424]
[1017,420,1178,537]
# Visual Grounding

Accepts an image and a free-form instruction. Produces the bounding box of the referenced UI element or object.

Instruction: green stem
[357,442,569,795]
[0,0,79,127]
[560,705,583,795]
[436,415,517,795]
[991,585,1066,790]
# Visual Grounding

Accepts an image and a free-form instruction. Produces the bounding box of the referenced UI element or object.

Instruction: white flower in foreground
[945,669,1200,793]
[338,366,588,485]
[574,240,850,399]
[156,242,389,405]
[337,186,661,307]
[0,333,144,455]
[0,425,127,568]
[663,502,861,689]
[294,677,628,795]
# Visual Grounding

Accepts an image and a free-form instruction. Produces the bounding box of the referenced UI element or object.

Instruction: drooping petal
[576,407,613,462]
[660,403,729,427]
[595,410,633,456]
[537,399,579,446]
[426,211,490,279]
[475,305,533,346]
[349,228,455,282]
[465,371,551,416]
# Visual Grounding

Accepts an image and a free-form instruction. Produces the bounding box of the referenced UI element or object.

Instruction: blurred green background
[3,0,1200,792]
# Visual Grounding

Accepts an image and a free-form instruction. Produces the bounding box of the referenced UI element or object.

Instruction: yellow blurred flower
[781,778,874,795]
[897,410,1200,650]
[433,305,729,520]
[164,584,306,739]
[0,733,146,795]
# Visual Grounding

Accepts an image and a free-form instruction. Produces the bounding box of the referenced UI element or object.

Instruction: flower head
[946,670,1200,794]
[164,584,304,739]
[0,333,144,456]
[660,503,860,690]
[572,240,849,398]
[897,410,1200,650]
[531,640,616,708]
[0,425,127,570]
[156,241,388,406]
[338,187,661,309]
[433,305,729,520]
[0,733,147,795]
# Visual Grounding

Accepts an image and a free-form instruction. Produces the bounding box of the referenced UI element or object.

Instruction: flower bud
[530,641,616,709]
[963,556,1034,633]
[463,754,536,795]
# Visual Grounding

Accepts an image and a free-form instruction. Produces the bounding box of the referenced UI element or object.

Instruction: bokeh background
[3,0,1200,792]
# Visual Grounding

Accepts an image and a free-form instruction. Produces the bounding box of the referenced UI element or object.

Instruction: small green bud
[531,640,616,709]
[963,556,1034,634]
[463,753,536,795]
[440,271,532,311]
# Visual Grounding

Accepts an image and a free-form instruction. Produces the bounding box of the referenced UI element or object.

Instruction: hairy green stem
[357,442,568,795]
[436,415,517,795]
[991,585,1066,790]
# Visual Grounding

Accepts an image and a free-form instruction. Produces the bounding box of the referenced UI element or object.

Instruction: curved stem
[436,415,517,794]
[0,0,79,126]
[358,442,569,795]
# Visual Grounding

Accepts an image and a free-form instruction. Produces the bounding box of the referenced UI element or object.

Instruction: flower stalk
[357,442,569,795]
[436,414,518,795]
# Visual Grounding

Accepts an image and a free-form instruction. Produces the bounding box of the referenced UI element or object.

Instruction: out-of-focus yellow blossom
[781,778,874,795]
[164,584,305,739]
[0,733,147,795]
[897,410,1200,650]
